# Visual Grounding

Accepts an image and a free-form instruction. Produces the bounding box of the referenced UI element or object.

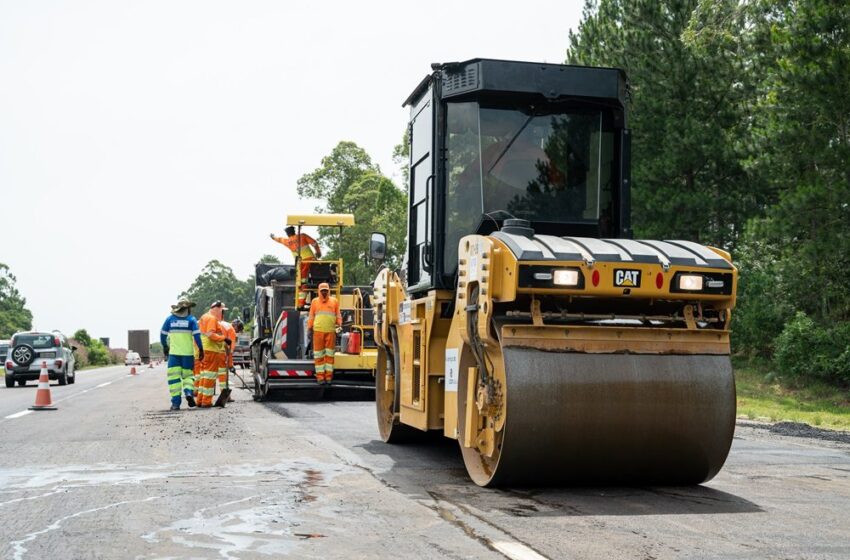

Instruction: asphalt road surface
[0,364,848,559]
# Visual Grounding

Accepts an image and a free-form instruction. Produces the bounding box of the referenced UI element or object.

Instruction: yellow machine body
[373,234,738,486]
[372,59,738,486]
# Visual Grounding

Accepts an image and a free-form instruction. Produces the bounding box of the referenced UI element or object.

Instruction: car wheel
[5,376,13,388]
[58,368,68,386]
[16,379,26,387]
[68,365,76,384]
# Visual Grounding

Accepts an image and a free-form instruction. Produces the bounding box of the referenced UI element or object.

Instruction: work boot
[170,404,180,411]
[186,394,196,408]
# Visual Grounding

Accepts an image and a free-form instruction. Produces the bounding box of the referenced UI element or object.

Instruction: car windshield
[13,334,56,349]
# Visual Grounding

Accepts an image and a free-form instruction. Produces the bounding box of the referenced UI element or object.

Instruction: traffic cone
[130,366,137,376]
[29,362,57,411]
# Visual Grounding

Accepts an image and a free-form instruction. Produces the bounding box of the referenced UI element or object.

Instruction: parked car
[4,331,76,387]
[233,334,251,369]
[0,340,9,374]
[125,351,142,366]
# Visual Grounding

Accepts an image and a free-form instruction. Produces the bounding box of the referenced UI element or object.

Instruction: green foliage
[567,0,764,250]
[296,141,408,285]
[569,0,850,386]
[773,312,850,383]
[70,328,111,367]
[87,338,110,366]
[72,329,92,347]
[180,260,253,320]
[257,254,281,265]
[0,263,33,338]
[392,129,410,193]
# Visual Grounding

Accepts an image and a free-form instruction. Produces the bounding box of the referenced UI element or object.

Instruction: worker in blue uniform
[160,298,205,410]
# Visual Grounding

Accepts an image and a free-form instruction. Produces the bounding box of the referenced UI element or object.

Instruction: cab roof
[286,214,355,227]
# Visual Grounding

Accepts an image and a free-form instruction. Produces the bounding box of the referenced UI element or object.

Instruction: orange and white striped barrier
[29,362,57,411]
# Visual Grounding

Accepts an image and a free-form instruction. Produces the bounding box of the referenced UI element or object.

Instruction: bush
[87,339,110,366]
[732,267,792,357]
[70,339,89,369]
[773,312,850,384]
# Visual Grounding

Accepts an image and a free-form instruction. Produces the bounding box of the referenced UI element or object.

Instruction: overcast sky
[0,0,584,348]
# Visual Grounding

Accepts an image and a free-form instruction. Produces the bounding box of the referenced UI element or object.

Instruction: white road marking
[2,368,129,421]
[492,541,551,560]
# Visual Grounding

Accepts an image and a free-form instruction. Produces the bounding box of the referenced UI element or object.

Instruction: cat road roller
[369,59,738,487]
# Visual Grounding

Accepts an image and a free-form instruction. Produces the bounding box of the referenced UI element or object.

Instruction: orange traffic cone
[29,362,57,411]
[130,366,137,376]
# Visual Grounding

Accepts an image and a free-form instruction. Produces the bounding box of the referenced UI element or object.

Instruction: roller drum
[471,349,736,486]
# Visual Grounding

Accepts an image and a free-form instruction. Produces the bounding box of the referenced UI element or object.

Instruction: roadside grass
[735,358,850,431]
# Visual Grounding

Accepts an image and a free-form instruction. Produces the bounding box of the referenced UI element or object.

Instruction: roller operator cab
[371,59,738,487]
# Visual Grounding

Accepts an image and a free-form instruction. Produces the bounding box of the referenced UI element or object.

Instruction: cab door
[406,86,435,293]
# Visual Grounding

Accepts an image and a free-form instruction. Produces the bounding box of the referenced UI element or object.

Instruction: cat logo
[614,269,642,287]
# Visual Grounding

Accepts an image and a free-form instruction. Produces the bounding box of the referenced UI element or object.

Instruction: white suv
[4,331,77,388]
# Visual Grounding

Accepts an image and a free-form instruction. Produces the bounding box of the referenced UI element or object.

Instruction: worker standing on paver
[307,282,342,385]
[270,226,322,307]
[160,298,204,411]
[197,301,229,408]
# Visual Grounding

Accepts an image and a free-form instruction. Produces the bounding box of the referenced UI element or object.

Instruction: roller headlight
[553,269,581,287]
[678,274,704,291]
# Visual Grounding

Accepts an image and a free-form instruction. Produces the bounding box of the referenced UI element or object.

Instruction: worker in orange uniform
[307,282,342,385]
[270,226,322,307]
[220,318,237,403]
[197,301,230,407]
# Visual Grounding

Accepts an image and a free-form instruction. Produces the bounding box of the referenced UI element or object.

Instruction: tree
[297,141,378,213]
[674,0,850,378]
[180,260,253,320]
[72,329,92,347]
[257,254,281,265]
[567,0,766,250]
[297,142,408,284]
[0,263,33,338]
[392,129,410,193]
[327,172,408,283]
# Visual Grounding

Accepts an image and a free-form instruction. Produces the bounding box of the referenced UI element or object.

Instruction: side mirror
[369,232,387,262]
[242,306,251,323]
[71,345,78,352]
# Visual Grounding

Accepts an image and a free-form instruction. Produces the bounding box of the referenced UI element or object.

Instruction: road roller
[369,59,738,487]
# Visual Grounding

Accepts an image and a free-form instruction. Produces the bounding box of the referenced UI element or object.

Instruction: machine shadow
[357,436,762,517]
[260,387,375,403]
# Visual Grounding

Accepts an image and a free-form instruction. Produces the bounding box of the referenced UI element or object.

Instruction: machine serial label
[399,300,412,324]
[444,348,459,392]
[614,269,642,287]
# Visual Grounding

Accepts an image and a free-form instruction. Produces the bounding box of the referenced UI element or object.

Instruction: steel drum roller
[462,348,736,487]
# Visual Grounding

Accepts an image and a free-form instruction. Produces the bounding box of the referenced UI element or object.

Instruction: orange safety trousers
[297,257,315,308]
[312,331,336,382]
[198,351,226,407]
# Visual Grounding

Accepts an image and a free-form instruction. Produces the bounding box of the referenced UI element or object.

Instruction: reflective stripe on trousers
[313,331,335,382]
[198,351,226,407]
[167,354,195,405]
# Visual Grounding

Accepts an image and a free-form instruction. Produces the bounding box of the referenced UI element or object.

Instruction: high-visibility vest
[221,321,236,352]
[199,312,226,352]
[308,296,342,333]
[274,234,318,260]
